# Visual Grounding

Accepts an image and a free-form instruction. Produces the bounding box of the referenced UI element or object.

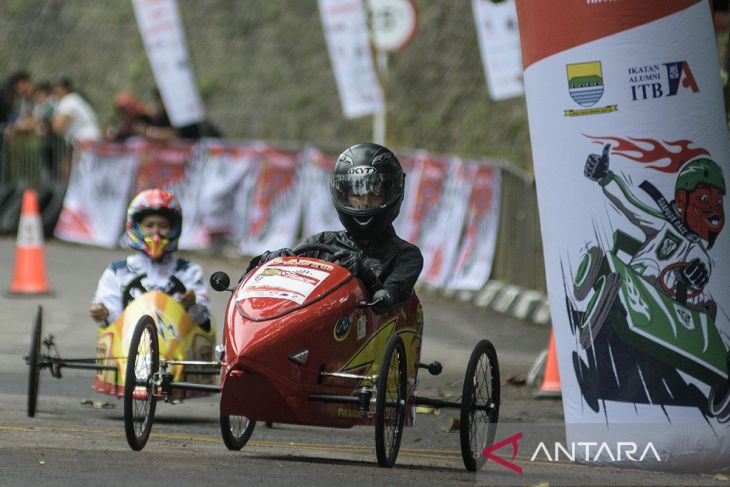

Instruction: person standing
[50,76,101,143]
[50,76,101,179]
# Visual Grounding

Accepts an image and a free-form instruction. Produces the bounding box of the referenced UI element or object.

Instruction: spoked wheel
[27,305,43,418]
[220,414,256,450]
[460,339,501,472]
[124,315,159,451]
[375,334,407,468]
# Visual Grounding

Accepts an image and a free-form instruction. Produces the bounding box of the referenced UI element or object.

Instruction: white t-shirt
[56,92,101,142]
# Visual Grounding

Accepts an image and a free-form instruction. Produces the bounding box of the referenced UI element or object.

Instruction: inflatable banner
[516,0,730,471]
[54,142,138,248]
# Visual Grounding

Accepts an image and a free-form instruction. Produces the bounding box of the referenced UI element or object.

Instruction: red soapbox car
[123,244,501,470]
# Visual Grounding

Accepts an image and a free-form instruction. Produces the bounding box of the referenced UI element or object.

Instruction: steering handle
[358,296,385,308]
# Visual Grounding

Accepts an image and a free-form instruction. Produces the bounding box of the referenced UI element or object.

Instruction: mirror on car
[210,271,231,292]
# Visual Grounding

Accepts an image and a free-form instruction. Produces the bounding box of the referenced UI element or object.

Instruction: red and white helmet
[126,189,182,260]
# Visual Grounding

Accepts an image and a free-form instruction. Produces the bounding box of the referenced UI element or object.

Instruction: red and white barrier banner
[517,0,730,471]
[318,0,384,118]
[301,148,342,236]
[134,141,206,249]
[448,164,501,291]
[55,141,138,248]
[420,158,472,287]
[239,146,303,255]
[471,0,524,101]
[132,0,204,127]
[197,140,261,241]
[395,152,450,244]
[54,140,503,293]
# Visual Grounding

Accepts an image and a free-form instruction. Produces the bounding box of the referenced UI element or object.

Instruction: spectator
[144,88,222,141]
[106,91,152,141]
[50,76,101,143]
[4,71,36,138]
[32,82,63,180]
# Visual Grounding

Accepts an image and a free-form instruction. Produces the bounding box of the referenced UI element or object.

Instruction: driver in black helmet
[246,143,423,313]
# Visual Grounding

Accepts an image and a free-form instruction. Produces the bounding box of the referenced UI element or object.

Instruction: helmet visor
[332,174,399,211]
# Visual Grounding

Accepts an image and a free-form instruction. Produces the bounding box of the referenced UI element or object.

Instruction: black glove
[372,288,394,314]
[244,248,295,275]
[584,143,611,182]
[680,258,709,290]
[333,249,378,288]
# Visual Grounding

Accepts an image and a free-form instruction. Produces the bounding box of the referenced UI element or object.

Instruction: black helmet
[330,143,405,240]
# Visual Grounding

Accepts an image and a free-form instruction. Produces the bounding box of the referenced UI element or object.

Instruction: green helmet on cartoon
[675,158,726,195]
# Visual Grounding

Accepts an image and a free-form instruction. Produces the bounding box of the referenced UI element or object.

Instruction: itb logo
[628,61,699,101]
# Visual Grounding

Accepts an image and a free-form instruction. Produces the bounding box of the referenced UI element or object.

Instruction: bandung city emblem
[567,61,604,107]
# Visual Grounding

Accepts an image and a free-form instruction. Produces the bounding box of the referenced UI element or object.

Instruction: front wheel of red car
[220,414,256,450]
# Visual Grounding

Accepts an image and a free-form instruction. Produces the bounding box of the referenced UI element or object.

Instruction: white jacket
[91,253,210,326]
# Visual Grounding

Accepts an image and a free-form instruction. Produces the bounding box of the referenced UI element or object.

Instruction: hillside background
[0,0,532,166]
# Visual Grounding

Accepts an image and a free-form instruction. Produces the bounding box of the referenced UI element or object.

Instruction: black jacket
[300,226,423,304]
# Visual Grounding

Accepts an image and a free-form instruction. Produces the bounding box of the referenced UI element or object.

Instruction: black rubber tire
[375,334,407,468]
[220,414,256,450]
[573,246,604,301]
[460,339,501,471]
[579,273,621,349]
[27,305,43,418]
[709,376,730,423]
[123,315,159,451]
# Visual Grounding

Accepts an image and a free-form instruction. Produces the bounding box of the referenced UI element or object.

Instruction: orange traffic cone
[8,189,51,295]
[534,329,561,398]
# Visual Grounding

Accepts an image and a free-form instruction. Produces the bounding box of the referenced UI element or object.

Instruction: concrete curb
[425,280,551,326]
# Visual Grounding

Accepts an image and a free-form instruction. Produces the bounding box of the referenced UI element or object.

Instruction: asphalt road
[0,237,722,486]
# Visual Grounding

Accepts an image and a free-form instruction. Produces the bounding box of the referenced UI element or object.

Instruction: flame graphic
[585,135,709,173]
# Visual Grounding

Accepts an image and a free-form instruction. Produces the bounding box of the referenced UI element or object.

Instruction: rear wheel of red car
[460,339,500,471]
[27,305,43,418]
[574,246,604,301]
[579,273,621,349]
[124,315,159,451]
[375,334,407,468]
[220,414,256,450]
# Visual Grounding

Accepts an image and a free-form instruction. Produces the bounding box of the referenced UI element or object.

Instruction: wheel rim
[229,415,251,438]
[469,352,494,463]
[383,347,405,458]
[131,326,155,438]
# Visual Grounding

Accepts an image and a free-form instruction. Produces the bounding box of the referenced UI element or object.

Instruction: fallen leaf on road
[439,418,460,432]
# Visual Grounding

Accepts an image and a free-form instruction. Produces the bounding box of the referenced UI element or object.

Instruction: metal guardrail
[491,169,547,293]
[1,127,68,186]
